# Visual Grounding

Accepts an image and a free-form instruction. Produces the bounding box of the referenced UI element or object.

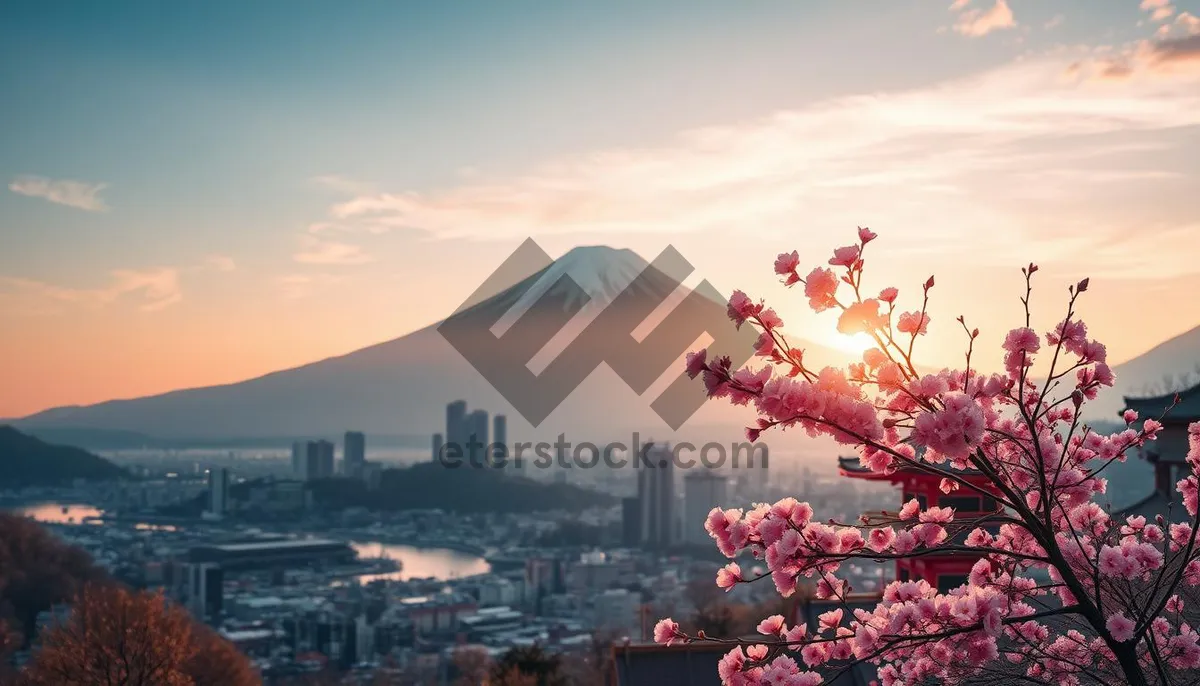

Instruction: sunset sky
[3,0,1200,419]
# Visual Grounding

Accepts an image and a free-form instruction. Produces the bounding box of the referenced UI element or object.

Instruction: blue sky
[2,0,1199,416]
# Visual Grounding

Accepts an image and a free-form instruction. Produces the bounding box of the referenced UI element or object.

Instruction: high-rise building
[492,415,507,464]
[466,409,488,464]
[304,440,335,480]
[291,442,304,477]
[185,562,224,623]
[207,467,231,516]
[683,470,728,545]
[621,497,642,547]
[446,400,468,454]
[344,431,366,478]
[638,442,675,548]
[432,433,444,462]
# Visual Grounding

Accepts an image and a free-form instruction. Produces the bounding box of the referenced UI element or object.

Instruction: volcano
[15,245,838,444]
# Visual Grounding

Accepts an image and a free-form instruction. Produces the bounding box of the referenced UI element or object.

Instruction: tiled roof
[838,455,981,477]
[611,642,724,686]
[1113,488,1181,522]
[611,634,876,685]
[1123,383,1200,421]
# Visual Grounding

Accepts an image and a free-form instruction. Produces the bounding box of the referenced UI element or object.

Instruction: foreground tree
[185,621,261,686]
[656,229,1200,685]
[490,645,568,686]
[0,512,105,646]
[23,584,257,686]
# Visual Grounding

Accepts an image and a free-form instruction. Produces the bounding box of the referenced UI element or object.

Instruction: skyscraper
[466,409,488,464]
[432,433,444,462]
[291,442,304,477]
[304,440,335,480]
[185,563,224,623]
[638,442,675,548]
[208,467,230,516]
[446,400,467,454]
[344,431,366,478]
[684,469,728,545]
[492,415,507,464]
[621,497,642,547]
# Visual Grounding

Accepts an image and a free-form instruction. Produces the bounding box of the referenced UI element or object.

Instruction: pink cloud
[293,236,373,265]
[952,0,1016,37]
[0,267,182,313]
[1141,0,1175,23]
[317,54,1200,279]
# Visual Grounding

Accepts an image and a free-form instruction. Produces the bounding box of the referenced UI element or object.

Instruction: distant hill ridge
[11,244,1200,440]
[1090,323,1200,420]
[12,245,784,440]
[0,425,125,487]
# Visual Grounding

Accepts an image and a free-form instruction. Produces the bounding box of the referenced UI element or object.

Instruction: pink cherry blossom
[911,392,985,459]
[803,267,839,312]
[829,244,861,268]
[897,310,930,335]
[757,615,786,636]
[658,228,1200,686]
[1002,327,1040,354]
[654,618,681,645]
[1106,612,1135,642]
[775,250,800,276]
[868,527,896,552]
[837,299,884,335]
[685,349,708,379]
[716,562,743,591]
[818,608,843,631]
[726,290,761,327]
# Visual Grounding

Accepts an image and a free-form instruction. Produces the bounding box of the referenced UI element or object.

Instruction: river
[10,503,490,583]
[350,541,491,582]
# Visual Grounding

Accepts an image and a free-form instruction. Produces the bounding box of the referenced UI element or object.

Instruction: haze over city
[3,3,1200,684]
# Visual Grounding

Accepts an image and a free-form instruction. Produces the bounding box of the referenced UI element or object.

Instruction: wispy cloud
[203,255,237,272]
[1077,33,1200,81]
[951,0,1017,37]
[0,267,181,313]
[1179,12,1200,34]
[274,273,344,299]
[318,53,1200,277]
[8,175,109,212]
[311,174,376,196]
[1141,0,1176,23]
[293,236,373,265]
[1149,33,1200,65]
[0,253,242,316]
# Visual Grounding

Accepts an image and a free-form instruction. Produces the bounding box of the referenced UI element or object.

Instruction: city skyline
[3,1,1200,418]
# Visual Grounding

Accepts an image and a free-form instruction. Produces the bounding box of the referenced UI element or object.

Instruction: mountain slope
[0,425,125,486]
[1088,323,1200,419]
[16,246,846,442]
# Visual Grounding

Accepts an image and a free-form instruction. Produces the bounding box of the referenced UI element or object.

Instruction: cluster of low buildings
[4,422,909,684]
[9,483,797,682]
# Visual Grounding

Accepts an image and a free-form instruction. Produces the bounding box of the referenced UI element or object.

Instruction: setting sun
[828,332,876,358]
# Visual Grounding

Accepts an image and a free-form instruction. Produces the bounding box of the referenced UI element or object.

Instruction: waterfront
[11,502,491,583]
[350,541,491,582]
[15,502,105,524]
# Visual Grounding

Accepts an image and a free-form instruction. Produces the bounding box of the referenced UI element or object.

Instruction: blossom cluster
[657,228,1200,686]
